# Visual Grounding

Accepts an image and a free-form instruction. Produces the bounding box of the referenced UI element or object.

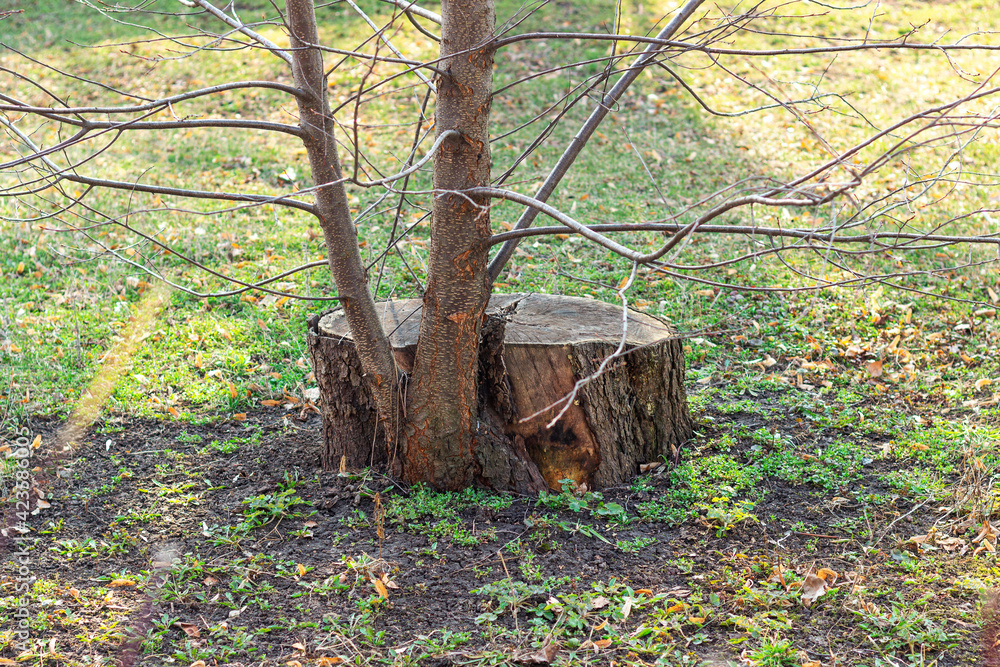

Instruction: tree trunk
[400,0,496,489]
[285,0,401,444]
[308,294,693,491]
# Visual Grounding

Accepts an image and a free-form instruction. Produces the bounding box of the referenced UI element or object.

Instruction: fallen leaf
[32,434,41,449]
[297,563,307,576]
[523,641,558,664]
[189,662,207,667]
[590,596,610,610]
[593,639,612,649]
[639,462,661,473]
[373,578,388,599]
[203,576,218,586]
[621,597,633,619]
[174,621,200,638]
[816,568,839,584]
[865,359,883,378]
[316,658,345,666]
[291,642,306,651]
[801,573,828,608]
[108,579,136,587]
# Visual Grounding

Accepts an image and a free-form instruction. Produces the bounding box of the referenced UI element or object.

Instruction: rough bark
[285,0,400,449]
[309,294,692,491]
[402,0,496,489]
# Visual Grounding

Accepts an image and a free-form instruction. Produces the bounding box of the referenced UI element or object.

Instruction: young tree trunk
[308,294,693,491]
[285,0,401,443]
[399,0,497,489]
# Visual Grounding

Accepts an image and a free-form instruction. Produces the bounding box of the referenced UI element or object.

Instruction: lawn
[2,0,1000,665]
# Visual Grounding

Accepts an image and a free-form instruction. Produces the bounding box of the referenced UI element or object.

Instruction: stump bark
[307,293,692,491]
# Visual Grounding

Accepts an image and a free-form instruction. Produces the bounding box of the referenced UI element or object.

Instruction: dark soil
[0,402,988,667]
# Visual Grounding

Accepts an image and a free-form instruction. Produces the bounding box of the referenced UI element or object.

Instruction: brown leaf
[297,563,307,577]
[316,658,346,666]
[801,573,827,608]
[203,576,218,587]
[816,568,839,584]
[174,622,201,638]
[593,639,612,649]
[590,596,610,610]
[373,578,388,599]
[865,359,883,378]
[523,641,558,664]
[108,579,136,587]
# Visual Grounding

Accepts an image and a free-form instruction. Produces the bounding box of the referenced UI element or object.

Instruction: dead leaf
[800,573,828,608]
[189,662,207,667]
[592,639,612,649]
[291,642,306,651]
[522,641,558,664]
[591,596,610,610]
[316,658,346,666]
[373,578,388,599]
[816,568,839,584]
[297,563,307,576]
[32,434,41,449]
[639,462,661,474]
[203,576,218,587]
[108,579,136,587]
[865,359,884,378]
[174,621,200,638]
[621,597,633,619]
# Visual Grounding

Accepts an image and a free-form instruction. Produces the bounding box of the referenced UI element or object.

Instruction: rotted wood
[307,293,692,490]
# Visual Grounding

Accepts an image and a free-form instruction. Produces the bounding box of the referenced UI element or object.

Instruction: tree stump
[307,293,692,491]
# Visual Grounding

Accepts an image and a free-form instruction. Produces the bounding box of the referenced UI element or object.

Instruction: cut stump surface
[308,293,692,490]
